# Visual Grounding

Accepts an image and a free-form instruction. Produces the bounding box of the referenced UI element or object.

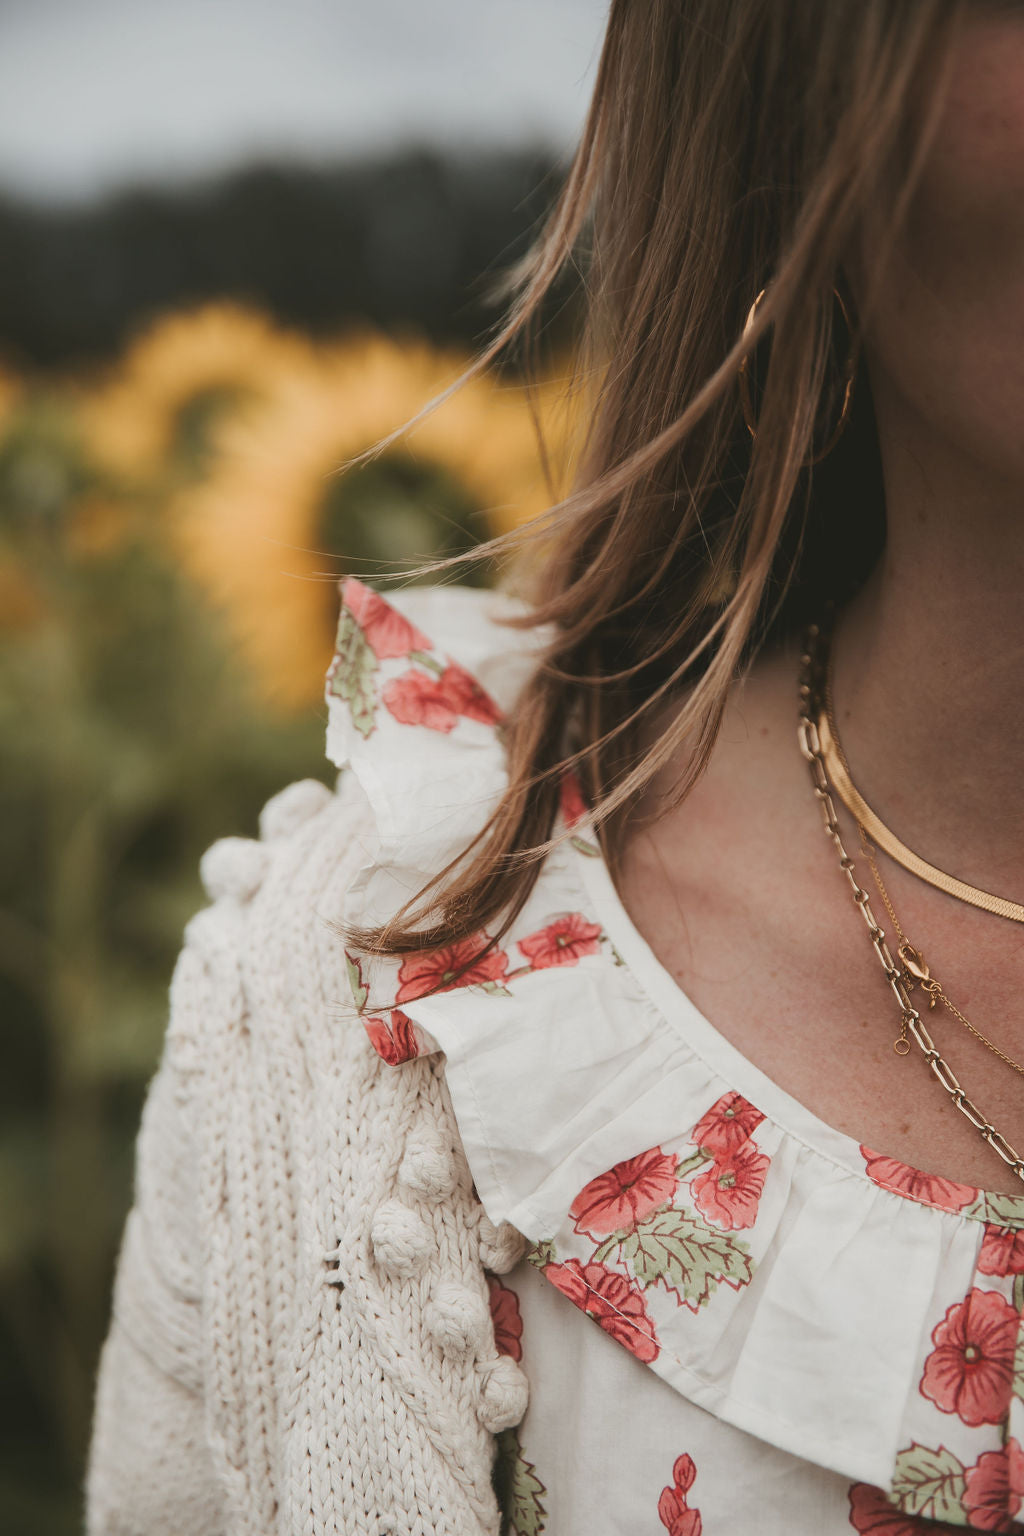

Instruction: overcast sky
[0,0,609,204]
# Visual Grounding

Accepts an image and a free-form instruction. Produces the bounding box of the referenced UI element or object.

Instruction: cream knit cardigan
[86,769,529,1536]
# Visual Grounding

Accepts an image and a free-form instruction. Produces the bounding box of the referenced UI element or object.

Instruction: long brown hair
[347,0,966,959]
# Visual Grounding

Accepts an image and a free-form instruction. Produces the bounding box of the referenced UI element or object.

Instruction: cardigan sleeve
[85,941,226,1536]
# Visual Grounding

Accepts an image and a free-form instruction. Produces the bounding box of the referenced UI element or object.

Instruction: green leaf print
[328,602,378,738]
[890,1443,967,1523]
[593,1206,754,1309]
[495,1425,548,1536]
[345,951,369,1011]
[963,1191,1024,1226]
[1015,1315,1024,1401]
[526,1238,557,1271]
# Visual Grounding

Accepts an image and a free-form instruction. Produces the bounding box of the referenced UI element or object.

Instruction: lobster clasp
[898,943,940,1006]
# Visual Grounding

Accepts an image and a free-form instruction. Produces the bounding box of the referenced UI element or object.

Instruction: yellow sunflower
[72,302,316,481]
[172,330,573,709]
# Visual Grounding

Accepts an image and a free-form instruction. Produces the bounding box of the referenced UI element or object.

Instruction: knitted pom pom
[475,1354,529,1433]
[423,1281,491,1357]
[369,1199,436,1278]
[257,778,333,841]
[398,1137,457,1202]
[199,837,270,903]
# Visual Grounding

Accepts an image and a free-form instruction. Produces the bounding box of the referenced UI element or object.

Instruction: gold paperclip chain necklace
[798,622,1024,1188]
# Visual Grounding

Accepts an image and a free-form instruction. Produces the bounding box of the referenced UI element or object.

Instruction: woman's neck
[830,397,1024,893]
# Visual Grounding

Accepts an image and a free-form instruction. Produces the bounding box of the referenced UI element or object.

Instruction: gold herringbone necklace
[818,667,1024,925]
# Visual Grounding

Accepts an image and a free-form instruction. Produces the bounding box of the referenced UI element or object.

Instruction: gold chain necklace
[798,622,1024,1189]
[817,664,1024,924]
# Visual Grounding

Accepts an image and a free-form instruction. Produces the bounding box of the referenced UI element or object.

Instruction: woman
[86,3,1024,1533]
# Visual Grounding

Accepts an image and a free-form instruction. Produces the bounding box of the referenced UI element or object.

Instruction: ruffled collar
[326,577,1024,1526]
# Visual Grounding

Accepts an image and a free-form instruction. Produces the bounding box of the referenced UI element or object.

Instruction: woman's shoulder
[169,577,543,1073]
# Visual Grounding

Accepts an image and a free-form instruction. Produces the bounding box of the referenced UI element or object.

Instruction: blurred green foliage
[0,364,465,1530]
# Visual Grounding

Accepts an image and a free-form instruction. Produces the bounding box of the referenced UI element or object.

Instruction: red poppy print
[692,1141,770,1230]
[343,577,431,659]
[860,1148,977,1213]
[570,1147,678,1238]
[395,933,509,1003]
[381,669,459,732]
[544,1258,660,1362]
[978,1224,1024,1278]
[847,1482,956,1534]
[559,770,588,828]
[383,662,501,733]
[363,1009,419,1066]
[963,1437,1024,1531]
[517,912,603,970]
[919,1288,1019,1428]
[435,661,502,725]
[691,1091,765,1156]
[658,1452,702,1536]
[485,1273,523,1362]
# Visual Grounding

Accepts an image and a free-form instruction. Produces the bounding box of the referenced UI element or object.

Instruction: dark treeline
[0,147,574,371]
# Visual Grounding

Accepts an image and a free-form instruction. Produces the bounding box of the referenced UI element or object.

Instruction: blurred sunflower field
[0,301,571,1530]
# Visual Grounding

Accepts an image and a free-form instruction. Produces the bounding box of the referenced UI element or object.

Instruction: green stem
[43,655,114,1476]
[0,906,54,1004]
[676,1148,714,1179]
[408,649,443,675]
[503,964,533,982]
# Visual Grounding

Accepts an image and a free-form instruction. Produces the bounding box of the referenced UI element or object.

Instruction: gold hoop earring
[738,285,858,466]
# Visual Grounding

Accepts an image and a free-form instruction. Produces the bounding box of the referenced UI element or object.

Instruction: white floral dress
[326,576,1024,1536]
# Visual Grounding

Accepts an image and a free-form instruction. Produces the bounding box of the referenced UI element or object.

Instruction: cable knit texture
[86,767,523,1536]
